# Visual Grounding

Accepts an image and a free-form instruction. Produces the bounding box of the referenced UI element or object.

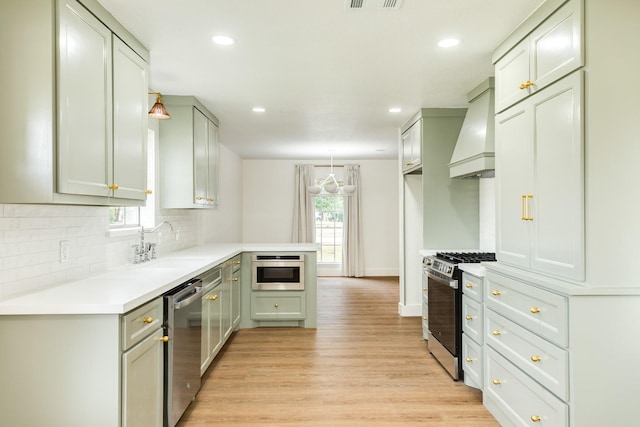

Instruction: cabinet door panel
[495,41,530,113]
[57,0,112,197]
[530,72,584,280]
[207,120,219,204]
[122,328,163,427]
[495,104,533,268]
[113,37,149,200]
[530,0,582,92]
[193,108,208,205]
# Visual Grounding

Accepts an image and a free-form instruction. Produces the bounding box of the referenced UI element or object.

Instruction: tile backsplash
[0,204,200,299]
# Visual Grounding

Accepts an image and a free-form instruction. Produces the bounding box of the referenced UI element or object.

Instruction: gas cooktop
[435,252,496,264]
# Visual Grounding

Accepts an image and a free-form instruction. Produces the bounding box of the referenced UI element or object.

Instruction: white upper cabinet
[112,37,150,201]
[401,118,422,174]
[159,96,220,209]
[495,0,583,113]
[0,0,149,205]
[57,0,113,198]
[58,0,149,201]
[496,71,584,280]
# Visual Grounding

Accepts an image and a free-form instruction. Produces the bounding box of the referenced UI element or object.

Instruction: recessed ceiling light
[388,107,402,113]
[438,38,460,48]
[252,107,266,113]
[212,35,236,46]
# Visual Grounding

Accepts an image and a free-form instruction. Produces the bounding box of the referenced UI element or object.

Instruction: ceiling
[97,0,544,160]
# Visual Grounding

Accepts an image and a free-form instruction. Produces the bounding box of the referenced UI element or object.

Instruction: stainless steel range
[424,252,495,380]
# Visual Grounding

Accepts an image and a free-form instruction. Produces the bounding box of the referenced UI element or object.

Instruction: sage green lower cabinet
[0,297,164,426]
[200,268,223,376]
[251,292,306,321]
[231,256,242,329]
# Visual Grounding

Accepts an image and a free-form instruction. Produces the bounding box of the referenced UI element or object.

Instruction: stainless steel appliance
[425,252,495,380]
[252,254,304,290]
[163,278,203,427]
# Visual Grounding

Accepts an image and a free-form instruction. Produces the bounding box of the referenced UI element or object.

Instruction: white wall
[202,144,243,243]
[242,159,400,276]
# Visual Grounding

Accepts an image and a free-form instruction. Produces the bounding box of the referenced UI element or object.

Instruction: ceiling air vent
[346,0,404,10]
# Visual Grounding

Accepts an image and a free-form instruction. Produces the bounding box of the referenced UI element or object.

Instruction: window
[109,129,156,230]
[314,194,344,263]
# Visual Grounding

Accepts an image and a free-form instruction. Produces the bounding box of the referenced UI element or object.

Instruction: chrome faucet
[132,221,175,264]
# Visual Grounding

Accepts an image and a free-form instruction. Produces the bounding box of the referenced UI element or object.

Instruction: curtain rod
[315,164,344,168]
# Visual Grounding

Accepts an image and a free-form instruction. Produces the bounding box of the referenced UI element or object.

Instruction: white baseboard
[398,302,421,317]
[317,266,400,277]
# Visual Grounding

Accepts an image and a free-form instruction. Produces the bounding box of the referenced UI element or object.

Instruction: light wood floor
[178,277,499,426]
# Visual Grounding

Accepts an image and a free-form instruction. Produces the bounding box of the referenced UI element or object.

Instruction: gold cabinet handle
[142,317,153,324]
[525,80,534,88]
[492,379,501,385]
[492,330,501,336]
[160,336,169,343]
[521,194,526,220]
[422,316,427,320]
[525,194,534,220]
[108,184,119,190]
[405,161,414,166]
[465,283,473,288]
[232,277,239,282]
[235,260,241,265]
[531,415,541,423]
[196,196,203,200]
[226,261,232,266]
[519,82,527,90]
[423,287,428,291]
[530,307,541,314]
[465,315,473,320]
[274,303,279,308]
[207,294,218,301]
[492,290,501,296]
[207,197,215,202]
[145,189,152,195]
[465,357,473,363]
[530,355,542,362]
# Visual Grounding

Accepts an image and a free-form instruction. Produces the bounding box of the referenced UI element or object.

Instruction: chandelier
[308,154,356,196]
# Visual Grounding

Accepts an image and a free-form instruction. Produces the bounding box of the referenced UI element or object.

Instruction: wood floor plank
[177,277,499,426]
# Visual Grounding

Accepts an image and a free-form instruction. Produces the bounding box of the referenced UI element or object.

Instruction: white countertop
[0,243,319,316]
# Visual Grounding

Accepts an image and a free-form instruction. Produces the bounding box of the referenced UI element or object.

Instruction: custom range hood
[449,78,495,178]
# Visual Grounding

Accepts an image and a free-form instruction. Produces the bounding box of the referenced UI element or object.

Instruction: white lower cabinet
[461,271,484,390]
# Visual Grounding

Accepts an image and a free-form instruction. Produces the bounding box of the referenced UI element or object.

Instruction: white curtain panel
[342,164,364,277]
[292,164,315,243]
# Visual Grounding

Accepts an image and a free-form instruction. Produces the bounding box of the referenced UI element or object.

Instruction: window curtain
[342,164,364,277]
[292,164,315,243]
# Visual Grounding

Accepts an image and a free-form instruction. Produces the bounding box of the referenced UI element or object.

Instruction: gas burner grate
[435,252,496,264]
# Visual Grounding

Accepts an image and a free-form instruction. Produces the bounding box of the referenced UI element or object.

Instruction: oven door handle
[427,272,458,289]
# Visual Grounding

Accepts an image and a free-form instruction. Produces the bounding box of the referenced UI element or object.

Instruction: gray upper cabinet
[400,118,422,174]
[0,0,149,205]
[159,96,219,209]
[494,0,583,113]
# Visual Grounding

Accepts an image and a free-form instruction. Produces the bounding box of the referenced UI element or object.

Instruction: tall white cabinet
[1,0,150,205]
[485,0,640,426]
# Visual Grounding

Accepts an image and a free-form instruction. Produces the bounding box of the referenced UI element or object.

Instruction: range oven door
[427,271,462,380]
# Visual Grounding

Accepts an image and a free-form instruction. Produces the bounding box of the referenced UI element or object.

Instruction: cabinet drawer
[485,272,568,347]
[462,272,483,302]
[462,296,483,344]
[462,335,483,390]
[487,310,568,400]
[122,297,163,351]
[251,292,306,320]
[485,347,568,427]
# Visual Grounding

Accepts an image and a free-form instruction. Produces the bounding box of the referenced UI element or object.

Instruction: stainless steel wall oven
[252,254,304,290]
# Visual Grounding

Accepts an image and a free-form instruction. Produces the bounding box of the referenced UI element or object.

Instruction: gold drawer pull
[160,336,169,343]
[207,294,218,301]
[531,415,541,423]
[108,184,119,190]
[274,304,279,308]
[423,287,428,291]
[145,189,152,195]
[465,283,473,288]
[422,316,427,320]
[492,290,501,296]
[405,161,413,166]
[143,317,153,324]
[232,277,239,282]
[530,355,541,363]
[196,196,203,200]
[465,315,473,320]
[235,260,241,265]
[530,307,541,314]
[492,379,501,385]
[492,330,501,336]
[465,357,473,363]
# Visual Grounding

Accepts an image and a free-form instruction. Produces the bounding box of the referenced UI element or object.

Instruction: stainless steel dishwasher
[163,278,203,427]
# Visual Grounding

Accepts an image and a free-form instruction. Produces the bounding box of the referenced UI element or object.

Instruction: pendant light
[308,153,356,196]
[148,92,171,119]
